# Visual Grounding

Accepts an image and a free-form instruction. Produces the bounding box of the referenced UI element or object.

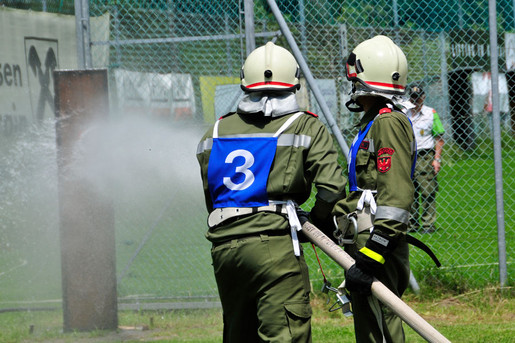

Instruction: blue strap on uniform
[348,120,374,191]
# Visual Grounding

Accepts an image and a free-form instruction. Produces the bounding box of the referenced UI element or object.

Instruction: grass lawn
[1,287,513,342]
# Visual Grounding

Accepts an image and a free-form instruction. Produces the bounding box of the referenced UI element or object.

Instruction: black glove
[346,229,398,295]
[311,212,339,244]
[345,264,374,296]
[296,209,310,225]
[355,229,398,276]
[296,209,311,243]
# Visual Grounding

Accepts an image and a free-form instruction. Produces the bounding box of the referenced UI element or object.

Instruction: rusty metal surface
[54,69,118,331]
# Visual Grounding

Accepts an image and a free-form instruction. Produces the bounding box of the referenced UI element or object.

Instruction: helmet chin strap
[345,99,364,112]
[345,83,364,112]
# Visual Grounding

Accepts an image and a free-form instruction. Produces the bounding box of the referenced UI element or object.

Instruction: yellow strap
[359,247,385,264]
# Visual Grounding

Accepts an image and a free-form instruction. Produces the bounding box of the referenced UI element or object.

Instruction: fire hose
[302,220,451,343]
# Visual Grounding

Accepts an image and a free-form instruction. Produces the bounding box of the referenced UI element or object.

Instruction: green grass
[0,287,513,342]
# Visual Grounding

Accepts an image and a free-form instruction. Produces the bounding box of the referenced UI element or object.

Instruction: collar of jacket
[358,101,401,129]
[237,91,300,117]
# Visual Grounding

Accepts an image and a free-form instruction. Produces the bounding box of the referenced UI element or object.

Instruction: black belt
[406,235,441,267]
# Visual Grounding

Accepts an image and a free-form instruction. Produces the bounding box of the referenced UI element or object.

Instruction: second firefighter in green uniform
[334,35,416,343]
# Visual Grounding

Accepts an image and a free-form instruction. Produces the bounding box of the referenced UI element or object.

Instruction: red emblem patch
[359,140,369,150]
[377,147,395,173]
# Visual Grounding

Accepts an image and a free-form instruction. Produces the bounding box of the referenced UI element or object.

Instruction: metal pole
[488,0,508,287]
[82,0,92,68]
[338,24,350,130]
[422,31,428,80]
[74,0,85,69]
[244,0,255,56]
[299,0,307,59]
[225,12,233,75]
[513,0,515,30]
[392,0,400,45]
[439,32,450,120]
[74,0,92,69]
[266,0,350,158]
[113,5,122,67]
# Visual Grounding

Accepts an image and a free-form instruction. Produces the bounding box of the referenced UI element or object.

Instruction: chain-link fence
[0,0,512,310]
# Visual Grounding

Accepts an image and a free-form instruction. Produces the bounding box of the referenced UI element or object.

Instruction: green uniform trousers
[411,150,439,231]
[211,233,312,342]
[345,232,410,343]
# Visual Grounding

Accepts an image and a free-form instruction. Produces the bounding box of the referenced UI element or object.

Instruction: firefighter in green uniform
[333,35,416,343]
[196,42,346,342]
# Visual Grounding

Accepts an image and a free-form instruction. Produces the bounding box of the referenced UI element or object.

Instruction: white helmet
[346,35,408,101]
[240,42,301,92]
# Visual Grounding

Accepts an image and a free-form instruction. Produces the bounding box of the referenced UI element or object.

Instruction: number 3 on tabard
[223,149,255,191]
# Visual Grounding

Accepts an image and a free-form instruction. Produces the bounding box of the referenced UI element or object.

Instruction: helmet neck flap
[237,91,300,117]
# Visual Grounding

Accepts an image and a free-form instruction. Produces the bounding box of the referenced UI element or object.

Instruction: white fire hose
[302,220,451,343]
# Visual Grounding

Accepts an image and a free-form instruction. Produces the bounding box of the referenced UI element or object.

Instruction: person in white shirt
[405,86,445,233]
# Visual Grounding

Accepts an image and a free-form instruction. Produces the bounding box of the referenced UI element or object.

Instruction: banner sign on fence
[448,29,505,72]
[200,76,240,124]
[0,7,109,133]
[114,69,196,120]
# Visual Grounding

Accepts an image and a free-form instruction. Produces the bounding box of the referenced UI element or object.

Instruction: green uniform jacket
[334,103,416,236]
[197,111,347,243]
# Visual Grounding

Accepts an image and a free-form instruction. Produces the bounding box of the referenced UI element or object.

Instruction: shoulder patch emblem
[359,140,370,150]
[377,147,395,173]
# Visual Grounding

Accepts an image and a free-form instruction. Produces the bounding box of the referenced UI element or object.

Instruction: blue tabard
[208,136,277,208]
[207,112,303,208]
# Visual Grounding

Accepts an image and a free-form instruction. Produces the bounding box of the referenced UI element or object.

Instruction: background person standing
[406,86,445,234]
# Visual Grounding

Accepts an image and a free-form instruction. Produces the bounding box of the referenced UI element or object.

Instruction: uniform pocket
[284,302,312,318]
[284,302,312,342]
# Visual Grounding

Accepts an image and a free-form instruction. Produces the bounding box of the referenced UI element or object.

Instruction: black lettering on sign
[28,46,57,122]
[0,63,23,87]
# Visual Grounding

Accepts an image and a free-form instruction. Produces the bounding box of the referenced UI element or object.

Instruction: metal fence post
[244,0,255,56]
[266,0,350,158]
[488,0,508,287]
[439,32,450,120]
[74,0,92,69]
